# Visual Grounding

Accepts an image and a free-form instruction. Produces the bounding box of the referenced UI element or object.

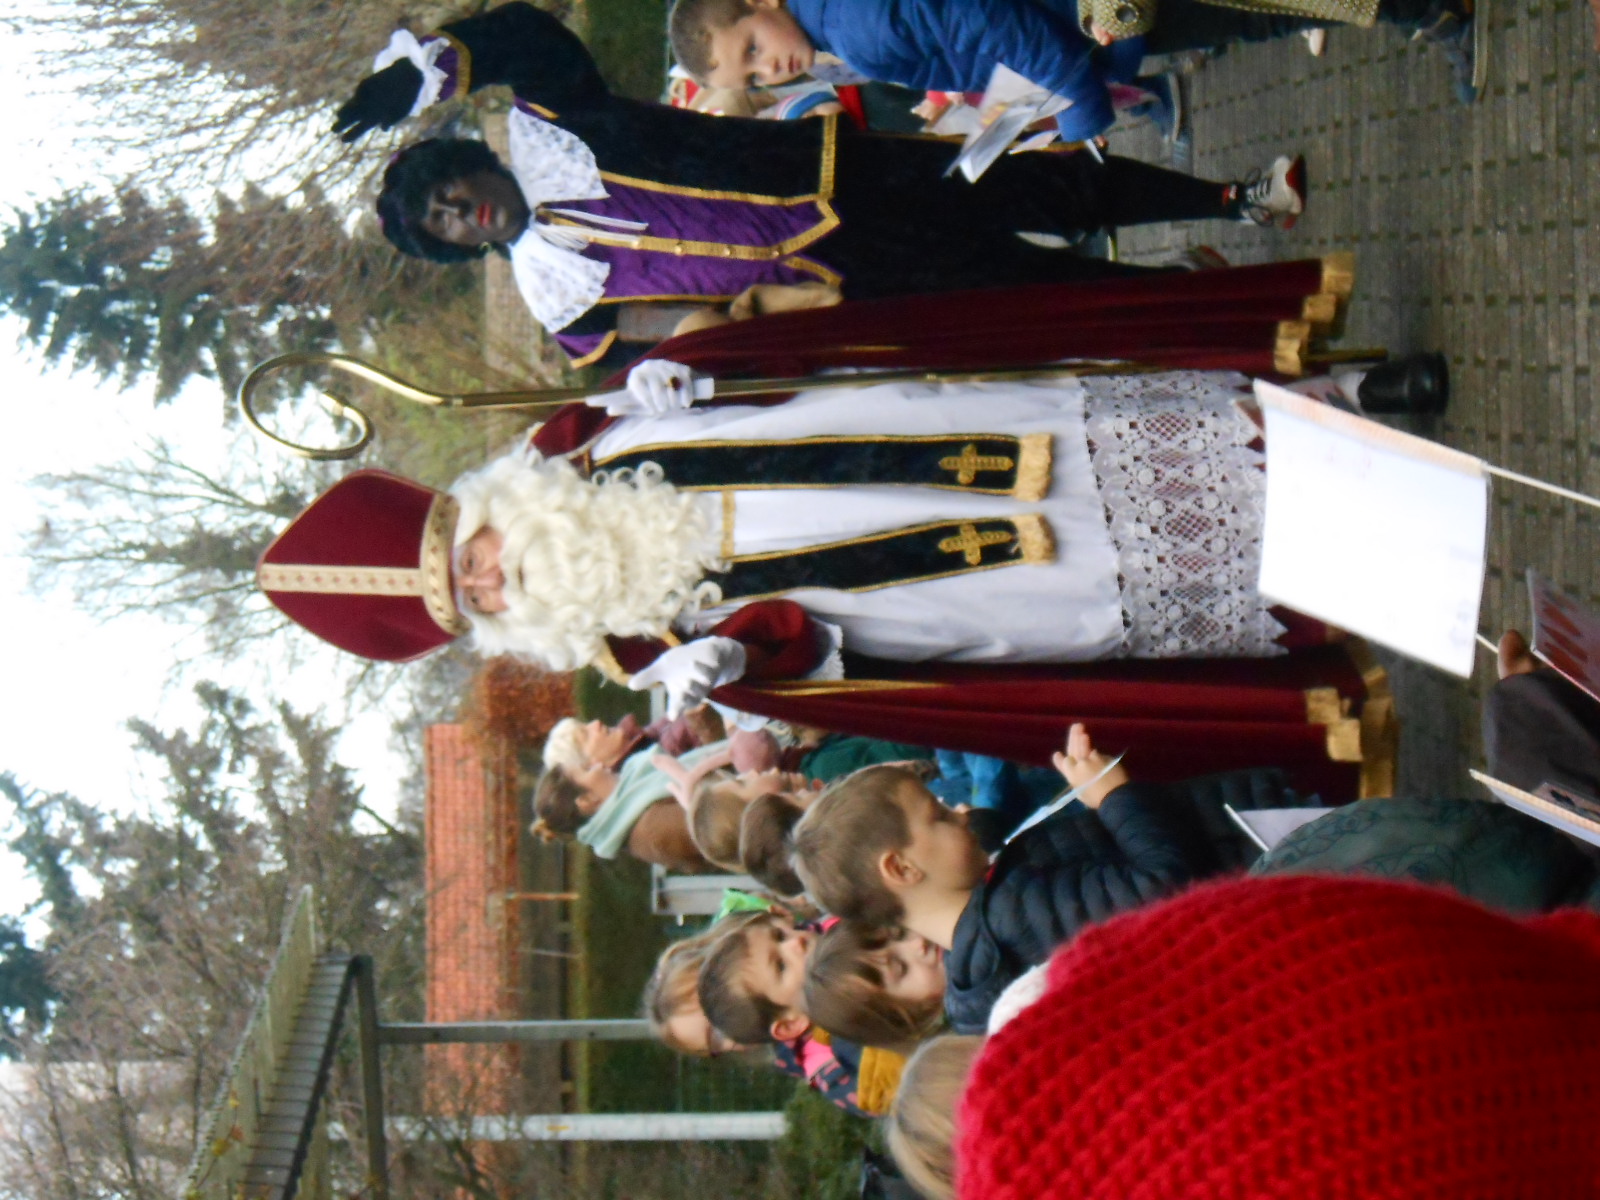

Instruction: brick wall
[424,724,523,1115]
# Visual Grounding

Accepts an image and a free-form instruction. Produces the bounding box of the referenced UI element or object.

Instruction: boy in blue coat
[671,0,1137,143]
[671,0,1482,141]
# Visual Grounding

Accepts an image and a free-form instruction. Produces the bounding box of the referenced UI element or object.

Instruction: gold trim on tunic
[565,329,618,369]
[720,491,737,559]
[438,32,473,99]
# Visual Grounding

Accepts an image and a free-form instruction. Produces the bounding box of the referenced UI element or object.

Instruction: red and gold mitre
[257,469,469,662]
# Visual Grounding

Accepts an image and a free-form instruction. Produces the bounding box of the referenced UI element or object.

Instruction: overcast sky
[0,19,405,923]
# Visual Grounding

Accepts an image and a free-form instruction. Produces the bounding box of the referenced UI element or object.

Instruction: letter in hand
[333,59,425,143]
[1051,722,1131,809]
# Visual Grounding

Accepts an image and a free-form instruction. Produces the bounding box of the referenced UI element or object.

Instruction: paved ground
[1112,3,1600,796]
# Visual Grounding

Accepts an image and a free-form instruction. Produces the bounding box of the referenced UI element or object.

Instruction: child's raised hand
[1051,723,1132,809]
[652,747,733,810]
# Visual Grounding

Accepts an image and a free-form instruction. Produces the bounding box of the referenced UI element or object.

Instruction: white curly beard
[447,449,724,671]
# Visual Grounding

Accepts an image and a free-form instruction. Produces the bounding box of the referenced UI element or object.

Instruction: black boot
[1356,352,1450,415]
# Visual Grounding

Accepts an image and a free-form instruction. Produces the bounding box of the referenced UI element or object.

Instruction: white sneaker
[1238,155,1307,228]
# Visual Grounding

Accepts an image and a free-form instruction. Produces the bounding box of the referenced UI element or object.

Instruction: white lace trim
[506,108,615,332]
[1082,371,1287,659]
[374,30,451,117]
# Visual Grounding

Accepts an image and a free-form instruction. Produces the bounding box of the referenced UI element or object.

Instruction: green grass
[570,0,671,100]
[569,671,794,1116]
[573,666,654,726]
[770,1085,884,1200]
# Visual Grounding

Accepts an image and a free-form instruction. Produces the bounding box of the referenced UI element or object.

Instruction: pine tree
[0,182,390,402]
[0,915,55,1055]
[0,189,199,399]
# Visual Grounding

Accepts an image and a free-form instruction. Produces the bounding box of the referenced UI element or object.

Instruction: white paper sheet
[946,65,1068,183]
[1255,381,1489,677]
[1225,805,1329,852]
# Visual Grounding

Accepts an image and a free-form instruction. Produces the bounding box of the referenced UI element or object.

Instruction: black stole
[709,515,1056,603]
[593,433,1052,501]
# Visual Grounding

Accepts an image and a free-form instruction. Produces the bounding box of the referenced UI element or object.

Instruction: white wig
[543,717,585,771]
[448,449,723,671]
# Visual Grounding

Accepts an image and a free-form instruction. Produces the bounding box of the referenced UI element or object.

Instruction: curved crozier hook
[239,350,615,460]
[237,352,443,461]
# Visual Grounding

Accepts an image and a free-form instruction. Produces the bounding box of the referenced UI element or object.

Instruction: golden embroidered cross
[939,443,1014,485]
[938,522,1013,565]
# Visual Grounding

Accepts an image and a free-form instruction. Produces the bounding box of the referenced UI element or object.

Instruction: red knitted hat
[257,470,469,662]
[956,874,1600,1200]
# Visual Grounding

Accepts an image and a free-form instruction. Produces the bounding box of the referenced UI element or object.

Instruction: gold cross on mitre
[939,443,1014,485]
[938,522,1013,565]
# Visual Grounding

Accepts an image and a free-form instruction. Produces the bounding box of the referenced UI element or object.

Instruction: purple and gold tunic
[405,9,852,370]
[547,180,842,365]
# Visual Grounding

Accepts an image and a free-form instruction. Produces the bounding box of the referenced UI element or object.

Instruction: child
[672,0,1477,138]
[793,723,1300,1032]
[642,911,882,1116]
[803,921,948,1048]
[335,3,1308,370]
[643,924,744,1057]
[699,911,912,1113]
[739,791,808,896]
[699,909,819,1045]
[894,875,1600,1199]
[885,1035,984,1200]
[687,766,813,871]
[669,0,1142,144]
[667,736,1042,880]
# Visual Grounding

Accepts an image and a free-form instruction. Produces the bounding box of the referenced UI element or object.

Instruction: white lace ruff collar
[505,108,616,332]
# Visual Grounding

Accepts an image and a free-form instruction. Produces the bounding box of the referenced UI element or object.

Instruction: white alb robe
[587,372,1284,665]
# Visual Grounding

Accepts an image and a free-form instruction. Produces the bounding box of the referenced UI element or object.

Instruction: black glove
[332,59,424,143]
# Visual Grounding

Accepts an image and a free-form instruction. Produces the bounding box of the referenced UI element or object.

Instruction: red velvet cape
[533,260,1382,800]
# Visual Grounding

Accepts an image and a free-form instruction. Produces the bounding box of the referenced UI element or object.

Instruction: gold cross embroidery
[938,443,1014,486]
[938,523,1014,565]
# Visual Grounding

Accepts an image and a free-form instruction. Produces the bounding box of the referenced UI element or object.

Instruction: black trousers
[815,130,1232,299]
[1144,0,1441,53]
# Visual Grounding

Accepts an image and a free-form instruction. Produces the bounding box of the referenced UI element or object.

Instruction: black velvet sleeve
[443,3,833,200]
[440,2,612,113]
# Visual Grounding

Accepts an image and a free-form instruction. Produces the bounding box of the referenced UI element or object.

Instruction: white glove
[585,359,714,418]
[628,636,748,718]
